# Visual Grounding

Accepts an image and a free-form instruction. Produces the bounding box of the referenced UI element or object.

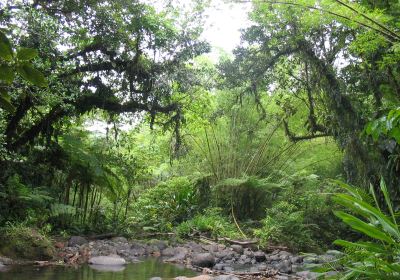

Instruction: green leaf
[334,193,400,239]
[380,178,397,226]
[334,211,395,244]
[0,64,14,84]
[0,31,13,61]
[17,63,47,87]
[0,89,15,113]
[334,239,387,254]
[16,48,38,61]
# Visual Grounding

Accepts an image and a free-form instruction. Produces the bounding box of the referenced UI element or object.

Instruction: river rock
[213,275,240,280]
[88,255,126,266]
[112,237,128,243]
[192,253,215,268]
[275,260,292,273]
[230,245,243,254]
[165,247,188,262]
[0,256,13,265]
[68,236,88,247]
[296,271,320,279]
[254,251,266,262]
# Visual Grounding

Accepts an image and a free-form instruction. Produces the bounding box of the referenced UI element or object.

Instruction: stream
[0,258,198,280]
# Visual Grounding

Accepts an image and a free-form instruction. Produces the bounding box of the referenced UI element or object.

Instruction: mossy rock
[0,227,55,260]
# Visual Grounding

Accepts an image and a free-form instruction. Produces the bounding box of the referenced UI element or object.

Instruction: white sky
[202,0,252,60]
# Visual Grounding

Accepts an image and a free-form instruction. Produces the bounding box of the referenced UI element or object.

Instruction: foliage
[176,208,240,239]
[332,180,400,279]
[254,174,347,252]
[213,176,283,221]
[0,30,47,112]
[128,177,198,232]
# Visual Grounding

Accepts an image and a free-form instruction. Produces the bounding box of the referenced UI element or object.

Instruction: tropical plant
[333,179,400,279]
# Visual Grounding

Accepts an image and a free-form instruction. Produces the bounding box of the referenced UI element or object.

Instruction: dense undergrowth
[1,0,400,278]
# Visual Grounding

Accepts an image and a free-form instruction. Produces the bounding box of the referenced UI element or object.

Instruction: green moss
[0,224,55,260]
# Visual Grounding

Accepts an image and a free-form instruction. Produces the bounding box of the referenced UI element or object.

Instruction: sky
[86,0,252,134]
[201,0,252,60]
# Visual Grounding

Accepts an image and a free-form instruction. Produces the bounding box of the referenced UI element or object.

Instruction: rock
[192,253,215,268]
[274,276,290,280]
[275,260,292,274]
[230,245,243,254]
[175,276,212,280]
[257,264,268,271]
[0,256,13,265]
[88,255,126,266]
[214,263,225,270]
[249,266,259,273]
[165,247,188,262]
[68,236,88,247]
[150,277,162,280]
[203,244,219,253]
[223,266,234,272]
[0,263,11,272]
[290,256,302,264]
[148,239,168,251]
[278,251,291,260]
[186,242,203,253]
[162,247,177,256]
[254,251,266,262]
[130,243,146,256]
[243,248,253,257]
[112,237,128,243]
[213,275,240,280]
[296,271,320,279]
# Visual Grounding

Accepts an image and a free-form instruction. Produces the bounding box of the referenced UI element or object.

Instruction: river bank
[1,236,339,279]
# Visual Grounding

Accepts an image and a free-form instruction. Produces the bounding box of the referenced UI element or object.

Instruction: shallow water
[0,258,198,280]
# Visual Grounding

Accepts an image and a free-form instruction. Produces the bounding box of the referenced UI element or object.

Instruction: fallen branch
[222,237,258,246]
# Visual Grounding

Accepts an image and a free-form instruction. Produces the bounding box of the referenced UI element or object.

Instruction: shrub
[128,177,198,232]
[176,208,240,239]
[213,176,283,220]
[254,174,348,252]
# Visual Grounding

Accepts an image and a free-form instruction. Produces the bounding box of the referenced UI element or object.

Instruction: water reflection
[0,258,198,280]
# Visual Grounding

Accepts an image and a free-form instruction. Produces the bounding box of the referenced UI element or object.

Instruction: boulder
[0,256,13,265]
[230,245,243,254]
[192,253,215,268]
[254,251,266,262]
[68,236,88,247]
[112,237,128,243]
[275,260,292,274]
[165,247,188,262]
[88,255,126,266]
